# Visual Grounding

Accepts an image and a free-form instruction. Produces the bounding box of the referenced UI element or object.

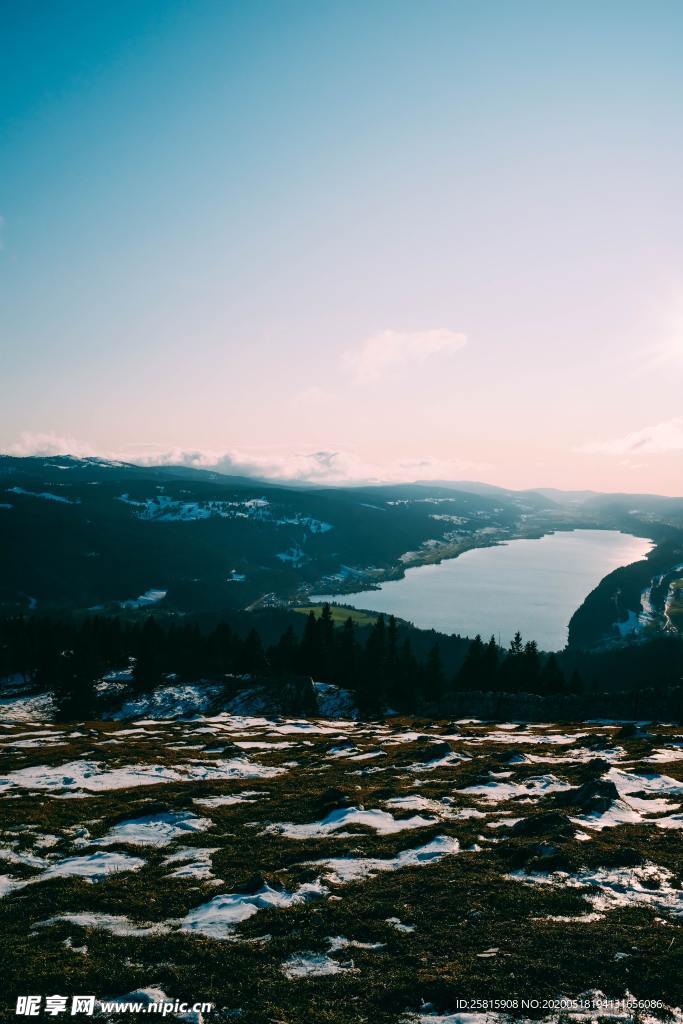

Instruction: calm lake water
[314,529,653,651]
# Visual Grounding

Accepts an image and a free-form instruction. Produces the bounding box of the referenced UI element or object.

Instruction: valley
[2,456,683,652]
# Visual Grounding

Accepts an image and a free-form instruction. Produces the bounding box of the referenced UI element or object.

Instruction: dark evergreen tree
[387,637,418,711]
[239,628,267,675]
[456,634,485,691]
[337,617,359,689]
[133,617,166,690]
[422,642,445,703]
[568,669,583,695]
[298,611,322,677]
[270,625,298,676]
[499,631,525,692]
[359,614,387,711]
[482,635,499,691]
[522,640,541,693]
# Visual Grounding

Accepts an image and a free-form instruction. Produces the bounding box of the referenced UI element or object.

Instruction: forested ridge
[2,606,682,720]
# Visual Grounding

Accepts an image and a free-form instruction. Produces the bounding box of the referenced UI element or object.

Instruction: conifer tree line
[0,607,584,716]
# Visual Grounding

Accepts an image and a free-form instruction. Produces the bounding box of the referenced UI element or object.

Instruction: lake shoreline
[309,528,656,652]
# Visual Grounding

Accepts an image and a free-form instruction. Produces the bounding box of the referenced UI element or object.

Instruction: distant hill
[1,456,682,647]
[0,455,580,617]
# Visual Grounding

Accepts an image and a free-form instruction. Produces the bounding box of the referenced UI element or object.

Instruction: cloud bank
[128,446,489,486]
[345,328,467,384]
[7,432,97,458]
[579,418,683,455]
[3,434,488,487]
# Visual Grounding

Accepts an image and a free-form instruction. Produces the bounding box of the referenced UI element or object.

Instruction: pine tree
[569,669,583,695]
[239,628,267,675]
[337,617,358,688]
[52,645,100,721]
[422,642,445,704]
[522,640,541,693]
[298,611,321,677]
[482,635,499,691]
[133,617,166,690]
[390,637,418,710]
[318,604,336,679]
[499,631,525,692]
[456,634,485,691]
[270,626,298,676]
[539,653,566,695]
[359,614,387,712]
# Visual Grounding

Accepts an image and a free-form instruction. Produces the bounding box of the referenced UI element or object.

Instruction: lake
[313,529,653,651]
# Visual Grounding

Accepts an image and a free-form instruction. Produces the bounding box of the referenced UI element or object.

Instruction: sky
[1,0,683,494]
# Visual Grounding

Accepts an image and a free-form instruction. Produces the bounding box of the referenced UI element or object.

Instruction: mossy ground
[0,717,681,1023]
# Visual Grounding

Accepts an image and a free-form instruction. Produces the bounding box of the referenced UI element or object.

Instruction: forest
[2,606,682,720]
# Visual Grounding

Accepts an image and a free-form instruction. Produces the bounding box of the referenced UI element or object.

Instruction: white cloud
[635,337,683,373]
[294,385,334,406]
[633,296,683,373]
[6,431,96,458]
[579,418,683,455]
[3,434,488,486]
[345,328,467,384]
[127,446,489,486]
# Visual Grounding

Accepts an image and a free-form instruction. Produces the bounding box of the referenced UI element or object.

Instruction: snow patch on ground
[95,810,213,847]
[193,790,265,808]
[508,863,683,919]
[264,806,438,840]
[0,693,56,723]
[108,684,224,720]
[120,588,167,609]
[34,912,173,937]
[313,682,358,719]
[282,952,355,979]
[459,774,571,803]
[307,835,460,886]
[181,880,327,939]
[162,846,219,881]
[1,851,145,898]
[6,486,80,505]
[0,756,284,794]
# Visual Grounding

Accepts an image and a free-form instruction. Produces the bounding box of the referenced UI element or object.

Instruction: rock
[555,779,619,813]
[616,723,649,740]
[318,787,353,813]
[203,742,241,756]
[410,740,454,763]
[507,813,574,838]
[502,838,571,871]
[584,757,611,775]
[534,841,560,860]
[603,847,644,868]
[234,872,273,894]
[582,734,613,750]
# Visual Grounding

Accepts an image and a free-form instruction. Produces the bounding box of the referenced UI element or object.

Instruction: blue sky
[2,0,683,491]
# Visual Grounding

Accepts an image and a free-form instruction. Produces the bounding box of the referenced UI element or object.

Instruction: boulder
[555,778,619,813]
[318,787,353,813]
[410,740,454,763]
[507,812,574,838]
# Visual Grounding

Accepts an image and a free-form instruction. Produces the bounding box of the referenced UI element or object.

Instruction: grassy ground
[0,716,681,1023]
[293,605,382,627]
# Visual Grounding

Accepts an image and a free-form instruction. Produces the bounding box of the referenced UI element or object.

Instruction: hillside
[0,457,573,617]
[2,456,683,651]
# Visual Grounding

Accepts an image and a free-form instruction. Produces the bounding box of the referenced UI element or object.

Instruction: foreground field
[0,712,681,1023]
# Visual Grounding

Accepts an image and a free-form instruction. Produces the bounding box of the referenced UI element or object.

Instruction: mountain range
[1,455,682,649]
